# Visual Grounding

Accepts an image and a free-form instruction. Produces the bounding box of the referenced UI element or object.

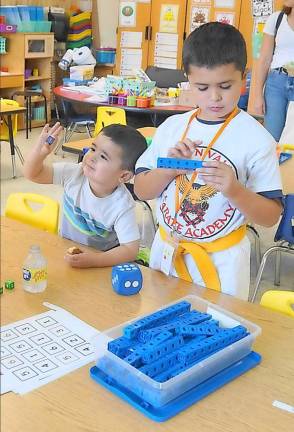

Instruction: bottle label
[23,268,48,283]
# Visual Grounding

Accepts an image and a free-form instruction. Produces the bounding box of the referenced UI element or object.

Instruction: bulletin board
[185,0,243,36]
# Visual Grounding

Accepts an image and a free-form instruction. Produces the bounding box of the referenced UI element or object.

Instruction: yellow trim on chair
[4,193,59,234]
[260,290,294,318]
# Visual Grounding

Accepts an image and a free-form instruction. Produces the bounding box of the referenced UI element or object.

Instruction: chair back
[0,99,19,141]
[4,193,59,234]
[94,106,126,137]
[274,194,294,244]
[260,290,294,318]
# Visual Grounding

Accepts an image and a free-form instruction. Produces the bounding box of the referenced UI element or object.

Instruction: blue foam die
[111,263,143,296]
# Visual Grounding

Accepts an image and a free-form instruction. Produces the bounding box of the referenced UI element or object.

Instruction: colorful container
[96,48,116,65]
[136,97,151,108]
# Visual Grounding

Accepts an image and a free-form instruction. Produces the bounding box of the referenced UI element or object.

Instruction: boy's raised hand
[37,122,63,156]
[198,161,240,197]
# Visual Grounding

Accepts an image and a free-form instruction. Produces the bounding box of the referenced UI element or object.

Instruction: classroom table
[1,217,294,432]
[0,104,26,178]
[53,85,193,127]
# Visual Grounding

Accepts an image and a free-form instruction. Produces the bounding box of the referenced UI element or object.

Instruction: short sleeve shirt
[53,162,140,250]
[135,110,282,242]
[263,11,294,69]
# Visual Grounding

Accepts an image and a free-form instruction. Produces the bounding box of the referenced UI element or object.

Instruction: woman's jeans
[264,69,294,141]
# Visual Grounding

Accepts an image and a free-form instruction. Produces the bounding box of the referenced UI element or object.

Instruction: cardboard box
[70,65,94,81]
[178,89,197,108]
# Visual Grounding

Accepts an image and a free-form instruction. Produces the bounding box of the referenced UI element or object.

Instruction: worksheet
[0,303,100,394]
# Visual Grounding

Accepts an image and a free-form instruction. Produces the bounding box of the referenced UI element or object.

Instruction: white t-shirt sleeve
[263,11,281,36]
[245,140,282,194]
[114,205,140,244]
[52,162,79,186]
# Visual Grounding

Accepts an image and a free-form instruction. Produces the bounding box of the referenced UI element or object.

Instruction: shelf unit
[0,32,54,129]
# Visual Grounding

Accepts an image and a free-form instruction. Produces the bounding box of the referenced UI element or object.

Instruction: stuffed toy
[58,46,96,70]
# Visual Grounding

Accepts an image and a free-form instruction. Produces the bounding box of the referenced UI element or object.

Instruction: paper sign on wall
[252,0,273,18]
[214,0,235,7]
[119,1,136,27]
[120,31,142,48]
[190,7,210,32]
[159,4,179,33]
[215,11,235,25]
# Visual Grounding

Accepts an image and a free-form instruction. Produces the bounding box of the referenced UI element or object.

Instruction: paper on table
[0,302,100,395]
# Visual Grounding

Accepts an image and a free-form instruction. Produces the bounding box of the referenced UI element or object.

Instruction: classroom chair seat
[251,194,294,302]
[0,98,24,177]
[260,290,294,318]
[5,193,60,234]
[94,106,126,137]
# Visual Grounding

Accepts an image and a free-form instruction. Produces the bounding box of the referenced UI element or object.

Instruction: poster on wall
[190,7,210,32]
[159,4,179,33]
[119,1,136,27]
[252,0,273,18]
[214,0,235,7]
[215,11,235,25]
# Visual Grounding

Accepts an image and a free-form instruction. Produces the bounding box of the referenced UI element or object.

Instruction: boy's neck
[88,181,119,198]
[197,107,239,122]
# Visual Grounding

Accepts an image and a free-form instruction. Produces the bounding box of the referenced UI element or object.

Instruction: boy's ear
[119,170,133,183]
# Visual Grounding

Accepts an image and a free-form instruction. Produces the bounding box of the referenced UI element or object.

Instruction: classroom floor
[1,127,293,302]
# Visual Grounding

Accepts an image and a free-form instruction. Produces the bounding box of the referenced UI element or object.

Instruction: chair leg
[251,245,294,302]
[14,144,24,164]
[274,250,281,286]
[85,123,92,138]
[247,225,262,274]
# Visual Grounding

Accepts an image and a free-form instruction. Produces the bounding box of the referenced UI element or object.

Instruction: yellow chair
[94,106,126,137]
[4,193,60,234]
[0,98,19,140]
[260,290,294,318]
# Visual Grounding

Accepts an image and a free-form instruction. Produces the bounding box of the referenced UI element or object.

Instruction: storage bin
[0,23,17,33]
[94,294,261,408]
[34,21,52,32]
[127,95,136,106]
[117,95,127,106]
[108,95,118,104]
[136,97,150,108]
[96,48,116,65]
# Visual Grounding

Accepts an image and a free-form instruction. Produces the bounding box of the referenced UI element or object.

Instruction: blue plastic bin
[96,48,116,65]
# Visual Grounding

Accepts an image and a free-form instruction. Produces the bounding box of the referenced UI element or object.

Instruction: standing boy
[24,123,147,268]
[134,22,283,300]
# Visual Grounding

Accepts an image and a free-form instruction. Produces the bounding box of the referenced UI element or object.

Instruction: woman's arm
[254,34,275,115]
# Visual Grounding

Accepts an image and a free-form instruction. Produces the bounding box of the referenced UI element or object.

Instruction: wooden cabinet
[115,0,187,75]
[0,32,54,128]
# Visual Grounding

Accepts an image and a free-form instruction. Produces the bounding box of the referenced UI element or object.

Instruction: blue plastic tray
[90,351,261,422]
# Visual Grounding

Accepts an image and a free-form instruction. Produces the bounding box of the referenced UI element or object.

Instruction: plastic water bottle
[22,245,48,293]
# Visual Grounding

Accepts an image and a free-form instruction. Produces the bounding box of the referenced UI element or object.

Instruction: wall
[94,0,119,48]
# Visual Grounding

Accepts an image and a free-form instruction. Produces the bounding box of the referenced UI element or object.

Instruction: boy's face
[187,63,243,121]
[82,133,132,195]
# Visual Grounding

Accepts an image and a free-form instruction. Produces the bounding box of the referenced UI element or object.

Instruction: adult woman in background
[254,3,294,141]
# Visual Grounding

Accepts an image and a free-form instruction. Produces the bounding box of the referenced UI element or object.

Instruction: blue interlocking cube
[111,263,143,296]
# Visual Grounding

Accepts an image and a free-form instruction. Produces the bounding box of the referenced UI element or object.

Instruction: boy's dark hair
[183,22,247,75]
[101,124,147,172]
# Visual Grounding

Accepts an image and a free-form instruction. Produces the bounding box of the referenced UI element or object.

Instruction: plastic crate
[93,295,261,408]
[0,37,6,54]
[0,23,17,33]
[96,48,116,64]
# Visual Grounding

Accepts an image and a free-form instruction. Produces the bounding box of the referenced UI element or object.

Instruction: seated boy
[134,22,283,300]
[23,123,147,268]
